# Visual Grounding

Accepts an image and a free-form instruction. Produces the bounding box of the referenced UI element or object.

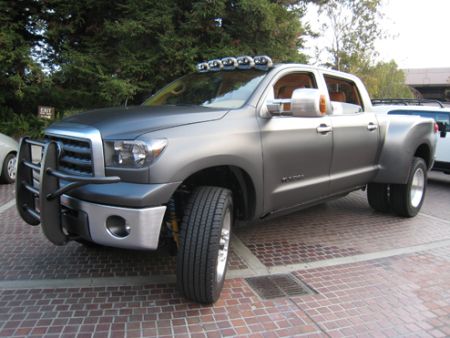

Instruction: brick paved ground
[0,248,449,337]
[0,184,14,207]
[0,171,449,337]
[235,191,450,267]
[0,206,246,280]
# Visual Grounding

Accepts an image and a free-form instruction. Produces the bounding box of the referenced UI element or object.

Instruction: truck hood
[60,105,229,139]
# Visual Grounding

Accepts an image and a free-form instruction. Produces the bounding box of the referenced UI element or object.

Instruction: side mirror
[265,88,327,117]
[291,88,326,118]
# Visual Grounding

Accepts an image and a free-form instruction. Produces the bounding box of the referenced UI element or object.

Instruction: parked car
[372,101,450,174]
[0,133,18,184]
[16,56,437,304]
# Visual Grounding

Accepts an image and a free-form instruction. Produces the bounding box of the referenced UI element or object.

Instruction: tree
[0,0,318,117]
[306,0,413,99]
[41,0,313,110]
[0,0,50,115]
[314,0,384,73]
[361,60,413,99]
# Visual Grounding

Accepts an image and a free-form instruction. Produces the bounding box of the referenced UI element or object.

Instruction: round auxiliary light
[208,59,223,71]
[254,55,273,70]
[221,57,238,70]
[197,62,210,73]
[236,56,255,69]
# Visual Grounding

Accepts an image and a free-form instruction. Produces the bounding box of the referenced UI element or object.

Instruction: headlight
[105,139,167,168]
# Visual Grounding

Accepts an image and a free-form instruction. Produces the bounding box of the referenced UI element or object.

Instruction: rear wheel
[367,183,390,212]
[390,157,427,217]
[177,186,233,304]
[0,153,17,184]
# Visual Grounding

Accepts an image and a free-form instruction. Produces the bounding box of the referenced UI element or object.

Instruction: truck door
[258,71,333,213]
[324,75,379,193]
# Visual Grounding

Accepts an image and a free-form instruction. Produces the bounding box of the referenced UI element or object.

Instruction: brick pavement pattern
[0,184,14,207]
[0,205,246,281]
[235,190,450,267]
[0,247,450,337]
[0,172,450,337]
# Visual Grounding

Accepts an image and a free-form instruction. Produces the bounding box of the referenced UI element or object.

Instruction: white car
[372,102,450,174]
[0,133,18,184]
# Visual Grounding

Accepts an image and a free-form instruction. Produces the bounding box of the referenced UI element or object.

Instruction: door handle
[367,123,378,131]
[316,124,332,134]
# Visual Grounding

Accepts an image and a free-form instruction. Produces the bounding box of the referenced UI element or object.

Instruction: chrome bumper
[61,195,166,250]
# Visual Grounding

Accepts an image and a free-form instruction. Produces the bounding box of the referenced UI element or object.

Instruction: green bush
[0,110,55,139]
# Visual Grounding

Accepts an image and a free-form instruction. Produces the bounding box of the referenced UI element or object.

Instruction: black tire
[0,152,17,184]
[390,157,427,217]
[367,183,390,212]
[177,186,233,304]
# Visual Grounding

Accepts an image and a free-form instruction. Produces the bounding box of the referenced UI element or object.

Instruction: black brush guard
[16,137,120,245]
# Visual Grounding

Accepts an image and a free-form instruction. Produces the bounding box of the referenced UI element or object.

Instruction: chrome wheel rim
[216,209,231,284]
[410,167,425,208]
[7,156,17,181]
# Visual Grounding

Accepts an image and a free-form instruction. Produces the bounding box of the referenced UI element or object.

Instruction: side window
[435,113,450,132]
[273,72,317,99]
[324,75,363,114]
[270,72,317,112]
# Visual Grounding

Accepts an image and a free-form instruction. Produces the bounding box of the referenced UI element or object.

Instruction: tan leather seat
[330,91,346,102]
[277,86,295,99]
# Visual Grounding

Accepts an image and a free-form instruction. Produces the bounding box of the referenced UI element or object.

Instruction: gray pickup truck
[16,56,436,303]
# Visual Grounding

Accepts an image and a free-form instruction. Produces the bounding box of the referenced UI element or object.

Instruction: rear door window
[324,75,363,114]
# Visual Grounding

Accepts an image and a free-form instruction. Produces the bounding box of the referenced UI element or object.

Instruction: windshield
[143,70,267,109]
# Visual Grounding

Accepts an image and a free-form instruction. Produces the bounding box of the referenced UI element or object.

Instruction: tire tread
[177,186,232,304]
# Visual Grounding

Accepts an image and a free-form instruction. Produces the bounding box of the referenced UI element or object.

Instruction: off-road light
[236,56,255,69]
[197,62,209,73]
[221,57,238,70]
[254,55,273,70]
[208,59,223,71]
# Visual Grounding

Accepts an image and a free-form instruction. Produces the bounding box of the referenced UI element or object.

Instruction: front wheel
[390,157,427,217]
[177,186,233,304]
[0,153,17,184]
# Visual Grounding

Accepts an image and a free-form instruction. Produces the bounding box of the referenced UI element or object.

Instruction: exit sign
[38,106,55,120]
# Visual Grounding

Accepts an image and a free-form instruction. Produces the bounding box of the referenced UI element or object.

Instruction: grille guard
[16,137,120,245]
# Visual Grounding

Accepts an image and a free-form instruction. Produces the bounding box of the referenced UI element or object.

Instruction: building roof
[403,68,450,86]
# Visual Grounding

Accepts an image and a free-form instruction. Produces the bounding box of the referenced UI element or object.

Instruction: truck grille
[46,136,94,176]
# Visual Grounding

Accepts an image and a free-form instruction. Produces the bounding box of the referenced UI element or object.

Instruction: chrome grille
[46,136,94,176]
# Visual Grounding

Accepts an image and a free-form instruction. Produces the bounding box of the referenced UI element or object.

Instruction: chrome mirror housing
[265,88,326,118]
[291,88,324,118]
[266,101,286,116]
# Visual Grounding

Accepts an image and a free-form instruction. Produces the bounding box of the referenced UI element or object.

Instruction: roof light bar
[221,57,238,70]
[208,59,223,71]
[236,56,255,69]
[197,62,209,73]
[196,55,273,72]
[254,55,273,70]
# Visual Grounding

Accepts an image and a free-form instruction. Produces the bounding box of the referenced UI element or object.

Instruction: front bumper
[62,195,166,250]
[16,137,172,250]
